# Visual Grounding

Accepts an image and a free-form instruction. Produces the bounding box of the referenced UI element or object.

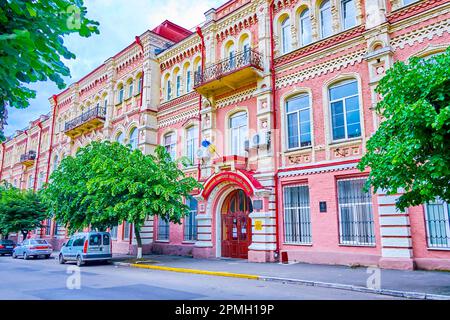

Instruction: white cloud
[5,0,223,136]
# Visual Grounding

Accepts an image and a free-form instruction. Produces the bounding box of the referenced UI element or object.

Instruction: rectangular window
[283,185,312,244]
[186,127,198,165]
[119,88,124,103]
[330,80,361,141]
[110,226,118,240]
[337,178,375,246]
[184,197,198,242]
[167,81,172,100]
[45,218,52,236]
[286,94,311,149]
[123,222,131,240]
[341,0,356,30]
[164,133,176,160]
[158,217,170,241]
[176,75,181,97]
[425,200,450,248]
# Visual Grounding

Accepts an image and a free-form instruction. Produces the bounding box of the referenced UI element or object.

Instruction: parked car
[12,239,52,260]
[59,232,112,267]
[0,239,16,256]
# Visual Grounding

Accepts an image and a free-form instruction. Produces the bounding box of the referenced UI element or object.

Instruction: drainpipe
[21,130,29,190]
[45,95,58,183]
[0,143,5,182]
[196,26,206,182]
[269,0,281,259]
[33,122,43,191]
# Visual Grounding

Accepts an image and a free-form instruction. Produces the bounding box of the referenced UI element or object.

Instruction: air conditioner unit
[250,131,271,150]
[196,147,211,161]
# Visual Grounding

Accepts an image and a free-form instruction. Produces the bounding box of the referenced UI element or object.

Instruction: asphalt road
[0,254,401,300]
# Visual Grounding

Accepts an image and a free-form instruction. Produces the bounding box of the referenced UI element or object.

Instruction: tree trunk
[21,231,28,242]
[134,224,143,259]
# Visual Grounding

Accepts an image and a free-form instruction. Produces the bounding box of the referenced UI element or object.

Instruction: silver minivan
[58,232,112,267]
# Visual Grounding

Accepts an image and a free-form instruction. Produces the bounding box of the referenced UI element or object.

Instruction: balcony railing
[194,49,263,88]
[20,151,37,166]
[64,106,106,137]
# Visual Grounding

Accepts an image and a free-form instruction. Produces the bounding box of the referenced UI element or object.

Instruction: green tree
[0,184,49,241]
[358,48,450,211]
[0,0,99,140]
[43,141,202,258]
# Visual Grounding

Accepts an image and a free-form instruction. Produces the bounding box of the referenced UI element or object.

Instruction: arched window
[52,155,59,172]
[319,0,333,39]
[176,73,181,97]
[128,80,134,98]
[286,94,312,149]
[137,74,143,94]
[240,35,251,63]
[163,132,176,160]
[166,79,172,100]
[186,70,192,93]
[116,132,124,145]
[229,111,248,156]
[281,17,292,54]
[117,84,124,104]
[129,128,138,150]
[329,79,361,141]
[186,126,198,165]
[299,9,312,46]
[341,0,356,30]
[226,42,236,68]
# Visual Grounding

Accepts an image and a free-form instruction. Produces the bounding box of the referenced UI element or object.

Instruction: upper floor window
[52,155,59,172]
[129,128,138,150]
[116,132,124,145]
[320,0,333,39]
[281,17,292,54]
[128,81,134,99]
[226,43,236,68]
[329,79,361,141]
[28,175,34,190]
[186,126,198,165]
[176,74,182,97]
[37,172,45,190]
[229,111,248,156]
[299,9,312,46]
[286,94,312,149]
[242,37,251,62]
[137,75,143,93]
[166,80,172,100]
[164,132,176,160]
[425,200,450,249]
[341,0,356,30]
[186,71,192,93]
[118,85,124,104]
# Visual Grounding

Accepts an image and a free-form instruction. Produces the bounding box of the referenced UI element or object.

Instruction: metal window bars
[283,185,312,244]
[425,200,450,249]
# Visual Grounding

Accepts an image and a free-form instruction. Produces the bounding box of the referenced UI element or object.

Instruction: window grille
[283,185,312,244]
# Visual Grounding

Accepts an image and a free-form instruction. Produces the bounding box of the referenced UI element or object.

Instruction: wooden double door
[221,190,253,259]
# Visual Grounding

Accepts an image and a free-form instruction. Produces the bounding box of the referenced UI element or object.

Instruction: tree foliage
[43,142,202,256]
[0,183,49,240]
[358,48,450,211]
[0,0,99,140]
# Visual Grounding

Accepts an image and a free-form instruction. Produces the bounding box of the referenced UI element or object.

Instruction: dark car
[0,240,16,256]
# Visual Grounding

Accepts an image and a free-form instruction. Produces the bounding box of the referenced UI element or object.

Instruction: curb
[113,262,450,300]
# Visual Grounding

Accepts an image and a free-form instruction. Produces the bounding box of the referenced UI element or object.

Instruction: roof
[152,20,193,43]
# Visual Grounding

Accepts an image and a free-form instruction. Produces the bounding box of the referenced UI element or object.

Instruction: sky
[5,0,223,137]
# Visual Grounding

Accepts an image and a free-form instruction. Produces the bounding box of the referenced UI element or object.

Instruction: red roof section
[152,20,193,43]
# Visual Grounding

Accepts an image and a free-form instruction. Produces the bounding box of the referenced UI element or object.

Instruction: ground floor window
[44,219,52,236]
[158,216,170,241]
[283,185,312,244]
[425,200,450,249]
[337,178,375,246]
[110,226,118,240]
[123,222,131,240]
[184,197,198,242]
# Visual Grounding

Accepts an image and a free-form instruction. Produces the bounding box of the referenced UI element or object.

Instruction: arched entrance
[221,189,253,259]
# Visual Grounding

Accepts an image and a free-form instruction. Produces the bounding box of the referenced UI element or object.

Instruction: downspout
[21,130,29,190]
[45,95,58,183]
[0,143,5,182]
[196,26,206,182]
[269,0,281,259]
[33,122,43,191]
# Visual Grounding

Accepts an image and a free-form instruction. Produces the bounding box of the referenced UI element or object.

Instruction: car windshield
[30,240,48,245]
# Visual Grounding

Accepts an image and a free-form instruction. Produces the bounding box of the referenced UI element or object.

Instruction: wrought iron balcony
[20,151,37,167]
[64,106,106,138]
[194,49,264,96]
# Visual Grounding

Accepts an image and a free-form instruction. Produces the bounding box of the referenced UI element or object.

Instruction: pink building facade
[1,0,450,270]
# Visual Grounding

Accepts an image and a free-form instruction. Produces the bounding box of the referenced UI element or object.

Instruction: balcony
[20,151,37,167]
[194,49,264,97]
[64,106,106,138]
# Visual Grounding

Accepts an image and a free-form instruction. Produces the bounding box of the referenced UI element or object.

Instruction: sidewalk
[112,254,450,299]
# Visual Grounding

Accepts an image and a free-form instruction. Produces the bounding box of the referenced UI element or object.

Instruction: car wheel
[23,252,29,260]
[76,256,84,267]
[0,253,4,256]
[58,254,65,264]
[12,252,17,259]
